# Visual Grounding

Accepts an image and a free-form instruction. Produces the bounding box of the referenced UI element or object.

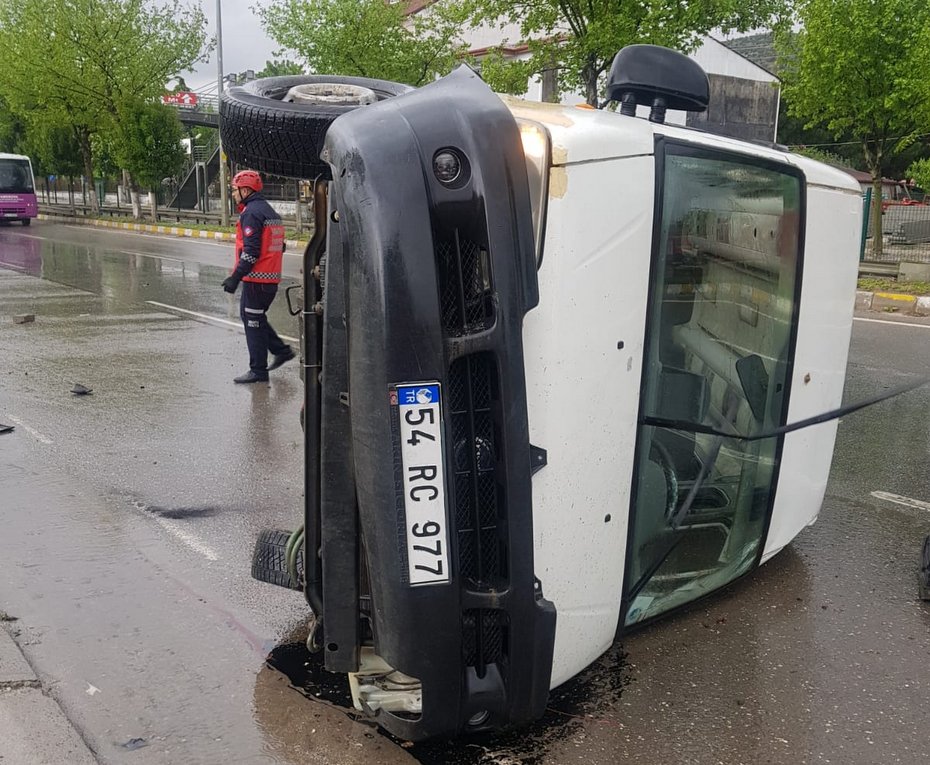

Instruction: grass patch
[858,277,930,296]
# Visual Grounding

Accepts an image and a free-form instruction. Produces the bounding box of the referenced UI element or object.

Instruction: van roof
[501,97,860,194]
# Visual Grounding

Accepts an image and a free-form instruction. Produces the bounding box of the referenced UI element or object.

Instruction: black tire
[220,75,414,179]
[21,218,31,226]
[251,528,304,590]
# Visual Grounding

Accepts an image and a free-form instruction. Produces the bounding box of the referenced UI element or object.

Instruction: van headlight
[517,119,551,266]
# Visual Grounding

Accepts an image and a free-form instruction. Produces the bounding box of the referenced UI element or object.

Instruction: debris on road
[0,423,13,435]
[12,314,35,324]
[70,384,93,395]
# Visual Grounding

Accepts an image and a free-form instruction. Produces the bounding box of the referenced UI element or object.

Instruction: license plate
[395,382,451,586]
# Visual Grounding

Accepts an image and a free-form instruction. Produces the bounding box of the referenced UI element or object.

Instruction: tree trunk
[582,60,599,107]
[77,129,99,213]
[126,171,142,220]
[870,175,883,258]
[149,190,158,223]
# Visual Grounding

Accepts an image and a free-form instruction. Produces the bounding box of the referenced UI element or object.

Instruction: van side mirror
[606,44,710,124]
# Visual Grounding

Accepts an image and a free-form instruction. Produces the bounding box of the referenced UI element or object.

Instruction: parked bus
[0,153,37,225]
[221,46,864,741]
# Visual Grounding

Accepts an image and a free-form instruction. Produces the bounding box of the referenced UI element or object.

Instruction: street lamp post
[216,0,229,227]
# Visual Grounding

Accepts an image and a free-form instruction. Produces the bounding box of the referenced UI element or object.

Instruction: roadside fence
[862,194,930,267]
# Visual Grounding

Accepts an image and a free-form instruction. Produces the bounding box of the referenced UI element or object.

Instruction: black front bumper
[318,67,556,740]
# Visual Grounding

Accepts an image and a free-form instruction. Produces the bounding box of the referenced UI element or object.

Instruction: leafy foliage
[256,59,305,78]
[906,158,930,194]
[464,0,793,105]
[0,0,209,207]
[779,0,930,254]
[257,0,470,86]
[791,145,848,167]
[0,96,26,154]
[113,101,186,189]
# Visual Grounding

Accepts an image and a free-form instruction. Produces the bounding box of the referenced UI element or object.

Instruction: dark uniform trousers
[240,281,289,373]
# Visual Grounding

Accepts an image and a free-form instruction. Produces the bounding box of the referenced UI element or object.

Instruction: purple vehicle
[0,153,37,225]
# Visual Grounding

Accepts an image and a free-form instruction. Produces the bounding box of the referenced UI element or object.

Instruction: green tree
[779,0,930,256]
[25,121,84,179]
[0,96,26,153]
[906,158,930,195]
[464,0,793,105]
[0,0,209,212]
[257,0,469,86]
[113,101,186,221]
[256,59,304,78]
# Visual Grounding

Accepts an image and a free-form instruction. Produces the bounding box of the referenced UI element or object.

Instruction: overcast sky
[181,0,282,92]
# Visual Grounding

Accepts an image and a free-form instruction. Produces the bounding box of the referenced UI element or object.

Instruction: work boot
[268,347,296,371]
[234,370,269,384]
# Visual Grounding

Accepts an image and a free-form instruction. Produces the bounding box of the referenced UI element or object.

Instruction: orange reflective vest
[233,194,285,284]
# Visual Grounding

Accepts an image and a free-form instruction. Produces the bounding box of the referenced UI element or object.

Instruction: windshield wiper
[626,374,930,611]
[643,375,929,443]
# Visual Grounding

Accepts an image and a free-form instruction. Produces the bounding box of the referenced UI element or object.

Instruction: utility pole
[216,0,229,227]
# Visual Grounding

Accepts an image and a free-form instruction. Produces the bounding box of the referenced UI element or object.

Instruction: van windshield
[0,159,34,194]
[625,143,803,626]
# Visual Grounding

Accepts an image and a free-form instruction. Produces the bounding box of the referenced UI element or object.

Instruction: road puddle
[262,634,630,764]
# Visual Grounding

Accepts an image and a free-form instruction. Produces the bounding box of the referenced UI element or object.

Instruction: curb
[856,290,930,316]
[0,620,96,763]
[37,213,310,254]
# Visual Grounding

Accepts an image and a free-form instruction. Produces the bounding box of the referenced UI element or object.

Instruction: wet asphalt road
[1,221,929,764]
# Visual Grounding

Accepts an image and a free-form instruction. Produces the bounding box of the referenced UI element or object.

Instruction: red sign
[162,92,199,108]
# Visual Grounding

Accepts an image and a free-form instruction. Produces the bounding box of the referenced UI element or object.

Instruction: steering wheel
[649,440,680,523]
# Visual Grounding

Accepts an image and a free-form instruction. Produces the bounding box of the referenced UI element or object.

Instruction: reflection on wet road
[1,222,929,764]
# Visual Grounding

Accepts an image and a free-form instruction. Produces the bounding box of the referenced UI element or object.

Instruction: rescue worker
[222,170,295,383]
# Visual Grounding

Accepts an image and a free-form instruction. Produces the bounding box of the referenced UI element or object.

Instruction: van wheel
[21,218,31,226]
[252,528,304,590]
[220,75,414,180]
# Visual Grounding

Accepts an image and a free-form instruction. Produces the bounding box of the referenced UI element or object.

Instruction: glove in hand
[222,276,240,294]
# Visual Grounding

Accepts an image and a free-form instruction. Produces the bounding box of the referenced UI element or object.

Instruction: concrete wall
[690,37,777,83]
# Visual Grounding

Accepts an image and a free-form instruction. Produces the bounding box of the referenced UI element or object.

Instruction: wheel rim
[283,83,378,106]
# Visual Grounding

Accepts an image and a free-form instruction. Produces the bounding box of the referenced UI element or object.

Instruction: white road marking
[133,502,220,561]
[155,517,220,561]
[146,300,298,343]
[854,317,930,330]
[6,416,53,444]
[871,491,930,512]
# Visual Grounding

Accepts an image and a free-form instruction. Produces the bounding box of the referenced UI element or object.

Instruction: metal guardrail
[40,202,228,227]
[38,202,315,234]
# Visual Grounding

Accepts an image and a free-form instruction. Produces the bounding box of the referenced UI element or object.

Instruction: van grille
[448,353,503,587]
[437,233,493,334]
[462,609,507,675]
[437,228,509,680]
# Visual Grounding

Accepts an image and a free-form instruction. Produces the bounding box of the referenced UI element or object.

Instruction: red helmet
[232,170,263,192]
